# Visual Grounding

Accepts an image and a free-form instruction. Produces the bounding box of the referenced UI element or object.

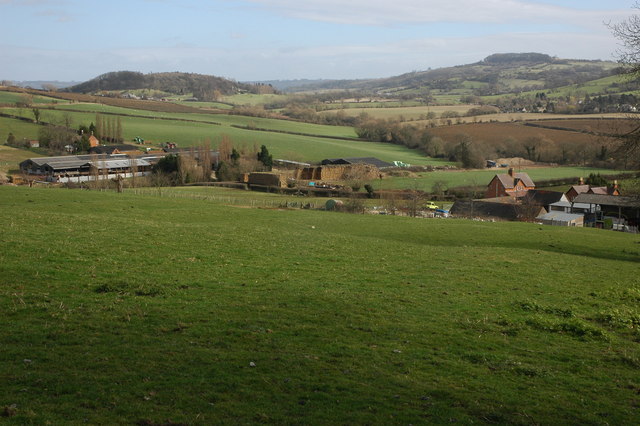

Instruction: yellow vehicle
[425,201,439,210]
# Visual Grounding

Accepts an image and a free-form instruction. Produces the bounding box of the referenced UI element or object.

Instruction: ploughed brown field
[427,118,634,145]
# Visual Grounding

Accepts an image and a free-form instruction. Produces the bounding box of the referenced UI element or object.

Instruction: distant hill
[283,53,626,96]
[9,80,80,90]
[66,71,273,98]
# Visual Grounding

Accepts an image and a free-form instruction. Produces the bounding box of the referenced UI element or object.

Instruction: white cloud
[246,0,630,27]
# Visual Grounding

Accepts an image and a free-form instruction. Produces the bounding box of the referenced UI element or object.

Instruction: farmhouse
[484,168,535,198]
[565,178,620,201]
[88,135,100,148]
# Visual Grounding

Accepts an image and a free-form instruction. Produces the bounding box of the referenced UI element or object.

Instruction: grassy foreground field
[1,186,639,424]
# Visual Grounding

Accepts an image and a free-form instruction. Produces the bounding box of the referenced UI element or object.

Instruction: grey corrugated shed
[93,159,151,169]
[537,211,584,224]
[573,194,640,208]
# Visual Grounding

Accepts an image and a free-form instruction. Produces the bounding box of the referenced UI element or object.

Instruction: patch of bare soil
[495,157,536,167]
[384,170,419,178]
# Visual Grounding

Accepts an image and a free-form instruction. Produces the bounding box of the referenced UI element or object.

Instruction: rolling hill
[66,71,271,98]
[279,53,630,96]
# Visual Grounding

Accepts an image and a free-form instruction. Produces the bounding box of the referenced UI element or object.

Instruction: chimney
[508,167,514,177]
[579,177,584,185]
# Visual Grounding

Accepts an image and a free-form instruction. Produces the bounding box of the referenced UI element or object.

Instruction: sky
[0,0,637,83]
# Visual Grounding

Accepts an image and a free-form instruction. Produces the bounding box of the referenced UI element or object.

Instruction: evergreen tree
[257,145,273,170]
[230,148,240,165]
[116,117,123,143]
[95,114,103,139]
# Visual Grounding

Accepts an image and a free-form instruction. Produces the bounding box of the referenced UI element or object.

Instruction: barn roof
[573,194,640,208]
[93,158,151,169]
[536,211,584,222]
[523,190,566,206]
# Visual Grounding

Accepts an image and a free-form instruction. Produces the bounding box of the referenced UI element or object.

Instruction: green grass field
[222,93,292,106]
[377,166,624,191]
[0,106,439,165]
[0,90,67,106]
[0,116,41,143]
[0,145,35,173]
[1,186,639,424]
[11,105,359,139]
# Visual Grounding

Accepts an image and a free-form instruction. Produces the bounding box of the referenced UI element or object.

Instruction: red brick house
[485,168,535,198]
[565,178,620,201]
[88,135,100,148]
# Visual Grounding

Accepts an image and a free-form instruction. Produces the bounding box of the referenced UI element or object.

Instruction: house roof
[573,194,640,208]
[567,184,590,194]
[20,154,139,171]
[493,172,535,189]
[549,201,596,210]
[93,158,151,169]
[524,190,566,206]
[588,186,609,195]
[536,211,584,222]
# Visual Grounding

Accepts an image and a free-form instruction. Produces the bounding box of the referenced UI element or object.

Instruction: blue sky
[0,0,636,82]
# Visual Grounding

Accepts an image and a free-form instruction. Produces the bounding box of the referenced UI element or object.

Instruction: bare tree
[608,2,640,167]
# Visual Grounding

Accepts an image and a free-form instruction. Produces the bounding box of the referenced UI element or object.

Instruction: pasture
[377,166,624,192]
[0,105,439,165]
[0,90,66,106]
[0,116,40,144]
[0,145,34,174]
[0,186,639,424]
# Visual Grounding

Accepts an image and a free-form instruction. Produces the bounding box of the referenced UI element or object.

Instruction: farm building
[548,201,598,215]
[522,190,568,211]
[484,168,535,198]
[572,193,640,232]
[321,157,394,169]
[536,211,585,227]
[19,154,152,183]
[273,159,311,169]
[88,135,100,148]
[565,179,620,201]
